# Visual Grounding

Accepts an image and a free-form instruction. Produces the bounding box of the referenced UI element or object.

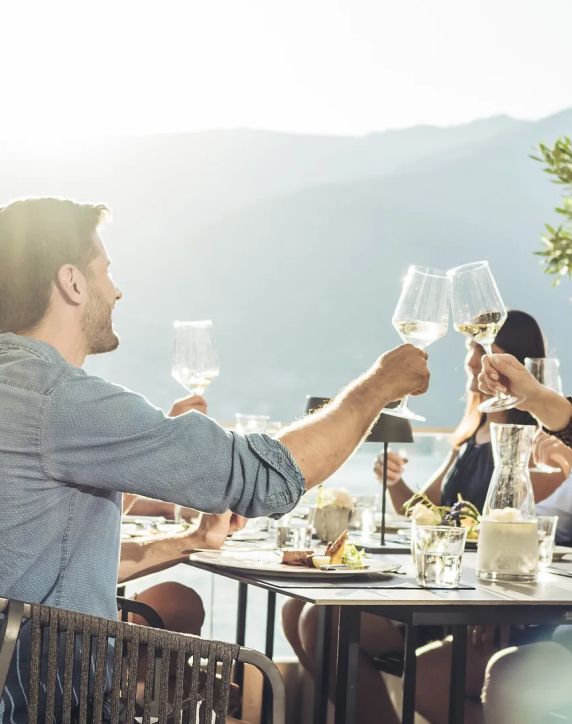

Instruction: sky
[2,0,572,142]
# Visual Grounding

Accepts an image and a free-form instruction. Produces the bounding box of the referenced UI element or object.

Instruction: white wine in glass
[525,357,563,474]
[172,320,220,395]
[384,266,449,422]
[448,261,521,413]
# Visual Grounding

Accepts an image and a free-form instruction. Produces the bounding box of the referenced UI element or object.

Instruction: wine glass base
[478,394,525,414]
[529,465,561,474]
[382,406,426,422]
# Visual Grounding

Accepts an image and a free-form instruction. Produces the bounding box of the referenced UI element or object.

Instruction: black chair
[0,596,286,723]
[116,595,165,629]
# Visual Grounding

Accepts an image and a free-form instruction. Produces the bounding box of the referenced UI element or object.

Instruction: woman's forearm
[530,388,572,434]
[388,479,415,514]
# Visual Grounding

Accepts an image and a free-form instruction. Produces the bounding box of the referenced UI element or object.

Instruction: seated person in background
[376,309,565,516]
[534,432,572,544]
[0,197,429,721]
[282,310,565,724]
[475,352,572,724]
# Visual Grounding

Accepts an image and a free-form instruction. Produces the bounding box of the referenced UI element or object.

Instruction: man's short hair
[0,198,108,333]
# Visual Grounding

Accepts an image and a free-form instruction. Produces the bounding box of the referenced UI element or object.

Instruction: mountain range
[1,110,571,427]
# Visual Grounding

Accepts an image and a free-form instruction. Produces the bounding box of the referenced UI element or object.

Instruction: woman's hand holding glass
[479,354,572,434]
[373,449,408,487]
[534,433,572,478]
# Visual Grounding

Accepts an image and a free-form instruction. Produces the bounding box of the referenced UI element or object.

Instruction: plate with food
[190,531,397,578]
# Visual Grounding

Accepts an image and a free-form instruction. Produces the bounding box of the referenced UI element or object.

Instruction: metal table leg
[313,606,332,724]
[261,591,276,724]
[234,581,248,718]
[334,607,361,724]
[402,624,418,724]
[448,624,467,724]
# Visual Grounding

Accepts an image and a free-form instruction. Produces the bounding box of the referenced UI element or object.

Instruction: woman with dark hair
[377,309,563,517]
[282,310,567,724]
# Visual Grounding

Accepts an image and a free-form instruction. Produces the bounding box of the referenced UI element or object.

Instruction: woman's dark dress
[440,436,494,514]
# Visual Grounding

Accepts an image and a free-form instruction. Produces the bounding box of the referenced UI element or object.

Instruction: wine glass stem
[483,345,508,403]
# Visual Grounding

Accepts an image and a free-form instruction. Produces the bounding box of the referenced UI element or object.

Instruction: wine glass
[447,261,521,414]
[171,320,220,395]
[383,266,449,422]
[525,357,563,474]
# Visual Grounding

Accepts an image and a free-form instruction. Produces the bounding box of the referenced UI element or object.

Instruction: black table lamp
[304,396,413,549]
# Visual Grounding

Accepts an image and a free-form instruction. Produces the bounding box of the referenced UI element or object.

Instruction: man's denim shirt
[0,333,305,620]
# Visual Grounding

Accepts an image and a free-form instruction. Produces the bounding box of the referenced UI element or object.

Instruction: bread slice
[325,529,348,565]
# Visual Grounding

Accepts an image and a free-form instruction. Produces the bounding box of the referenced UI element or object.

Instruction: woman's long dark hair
[452,309,546,447]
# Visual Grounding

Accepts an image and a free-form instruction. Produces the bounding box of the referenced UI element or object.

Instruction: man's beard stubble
[80,283,119,355]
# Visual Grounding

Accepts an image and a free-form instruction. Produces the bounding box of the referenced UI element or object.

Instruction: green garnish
[342,543,367,569]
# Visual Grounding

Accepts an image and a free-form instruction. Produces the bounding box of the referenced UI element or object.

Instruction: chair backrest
[0,596,285,724]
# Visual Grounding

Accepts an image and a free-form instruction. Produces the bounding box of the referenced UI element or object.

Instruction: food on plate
[341,542,368,569]
[282,549,315,567]
[325,530,368,569]
[325,529,349,564]
[403,493,480,540]
[281,529,368,570]
[311,555,332,569]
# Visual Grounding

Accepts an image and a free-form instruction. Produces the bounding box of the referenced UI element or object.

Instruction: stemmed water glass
[448,261,521,414]
[525,357,563,474]
[171,320,220,395]
[383,266,449,422]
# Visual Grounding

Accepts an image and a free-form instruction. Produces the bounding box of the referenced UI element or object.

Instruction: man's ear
[54,264,88,306]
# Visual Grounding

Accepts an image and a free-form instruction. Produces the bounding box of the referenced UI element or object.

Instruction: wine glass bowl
[447,261,522,414]
[384,266,449,421]
[172,320,220,395]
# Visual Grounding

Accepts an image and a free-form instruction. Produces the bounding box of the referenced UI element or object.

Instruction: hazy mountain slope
[0,111,570,425]
[77,110,571,426]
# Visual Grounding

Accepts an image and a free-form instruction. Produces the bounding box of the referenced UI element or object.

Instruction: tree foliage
[532,136,572,284]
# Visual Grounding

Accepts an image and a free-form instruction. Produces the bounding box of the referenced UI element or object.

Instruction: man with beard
[0,197,429,719]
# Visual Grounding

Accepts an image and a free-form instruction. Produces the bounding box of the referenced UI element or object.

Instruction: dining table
[186,542,572,724]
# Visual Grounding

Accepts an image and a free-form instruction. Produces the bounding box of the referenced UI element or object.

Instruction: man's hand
[228,514,248,535]
[168,395,208,417]
[191,511,247,550]
[376,344,430,402]
[478,354,541,411]
[373,450,407,486]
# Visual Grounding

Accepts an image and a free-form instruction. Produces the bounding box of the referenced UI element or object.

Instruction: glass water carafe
[477,424,538,582]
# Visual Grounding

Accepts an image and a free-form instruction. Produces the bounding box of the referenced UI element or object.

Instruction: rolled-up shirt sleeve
[40,373,305,518]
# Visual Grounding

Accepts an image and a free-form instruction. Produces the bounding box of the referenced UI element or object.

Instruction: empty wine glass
[526,358,563,474]
[172,320,220,395]
[383,266,449,422]
[448,261,521,414]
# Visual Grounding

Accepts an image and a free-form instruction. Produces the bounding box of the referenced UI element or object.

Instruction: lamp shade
[303,396,413,444]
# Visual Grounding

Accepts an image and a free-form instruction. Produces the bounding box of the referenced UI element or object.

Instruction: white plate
[229,530,269,542]
[551,546,572,562]
[122,516,165,525]
[189,550,397,578]
[375,515,411,532]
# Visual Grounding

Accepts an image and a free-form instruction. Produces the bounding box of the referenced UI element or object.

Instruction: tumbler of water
[414,526,467,588]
